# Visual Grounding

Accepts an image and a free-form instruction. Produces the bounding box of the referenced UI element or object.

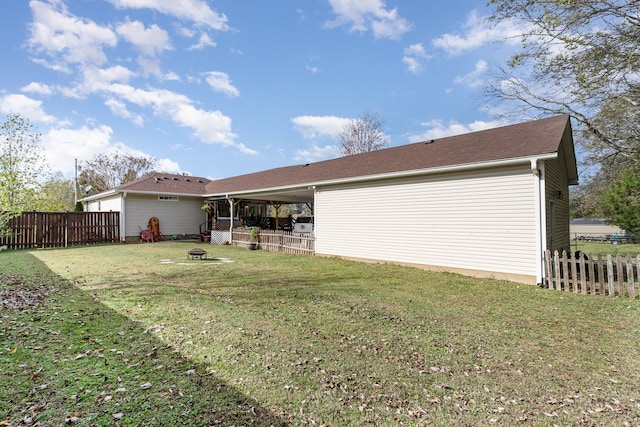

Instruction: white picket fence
[230,228,315,255]
[544,250,640,298]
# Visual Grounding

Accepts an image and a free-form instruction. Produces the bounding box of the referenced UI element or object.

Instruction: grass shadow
[0,252,289,426]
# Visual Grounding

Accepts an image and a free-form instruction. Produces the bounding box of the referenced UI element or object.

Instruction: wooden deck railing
[543,249,640,298]
[230,228,315,255]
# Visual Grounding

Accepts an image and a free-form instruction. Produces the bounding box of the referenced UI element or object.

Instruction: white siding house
[203,114,578,285]
[80,175,211,242]
[82,115,578,284]
[123,194,205,239]
[314,164,540,282]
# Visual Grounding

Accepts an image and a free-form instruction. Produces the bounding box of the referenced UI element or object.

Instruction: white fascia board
[115,190,205,197]
[208,186,314,200]
[77,189,118,202]
[205,154,558,199]
[79,189,206,202]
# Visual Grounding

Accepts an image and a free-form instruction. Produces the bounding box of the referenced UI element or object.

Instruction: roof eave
[79,189,205,202]
[205,154,558,199]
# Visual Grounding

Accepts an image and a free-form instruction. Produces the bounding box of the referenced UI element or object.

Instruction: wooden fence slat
[607,254,615,296]
[637,255,640,299]
[587,253,596,295]
[596,254,605,296]
[1,211,120,249]
[579,255,587,294]
[616,256,624,296]
[544,251,638,299]
[627,254,635,299]
[544,249,553,289]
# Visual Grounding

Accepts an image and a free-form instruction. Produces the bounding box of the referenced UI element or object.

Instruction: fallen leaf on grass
[140,382,152,389]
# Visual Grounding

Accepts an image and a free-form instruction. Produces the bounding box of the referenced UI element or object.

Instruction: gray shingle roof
[115,173,211,195]
[112,114,574,197]
[204,114,574,195]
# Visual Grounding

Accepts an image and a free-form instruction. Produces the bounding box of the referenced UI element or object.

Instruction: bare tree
[78,152,156,194]
[339,111,389,156]
[486,0,640,170]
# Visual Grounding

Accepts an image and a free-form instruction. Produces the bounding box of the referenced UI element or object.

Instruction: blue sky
[0,0,524,180]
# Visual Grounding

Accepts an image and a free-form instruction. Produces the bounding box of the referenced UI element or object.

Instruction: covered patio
[200,185,315,249]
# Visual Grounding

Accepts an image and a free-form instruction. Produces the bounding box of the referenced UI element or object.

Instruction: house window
[158,196,179,202]
[217,202,230,218]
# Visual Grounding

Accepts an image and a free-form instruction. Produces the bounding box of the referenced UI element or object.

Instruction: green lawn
[2,242,639,426]
[571,240,640,257]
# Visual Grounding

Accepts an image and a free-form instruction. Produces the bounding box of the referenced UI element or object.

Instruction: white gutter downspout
[120,192,127,242]
[532,159,547,284]
[312,186,317,253]
[226,195,233,244]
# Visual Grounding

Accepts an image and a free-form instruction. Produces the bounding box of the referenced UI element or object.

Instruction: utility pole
[74,158,78,205]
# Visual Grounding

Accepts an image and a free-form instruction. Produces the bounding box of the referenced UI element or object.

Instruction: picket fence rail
[544,249,640,298]
[230,228,315,255]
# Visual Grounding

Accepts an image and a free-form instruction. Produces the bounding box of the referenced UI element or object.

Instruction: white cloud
[453,59,488,89]
[57,64,252,153]
[106,0,230,31]
[21,82,53,96]
[0,94,56,124]
[306,55,321,74]
[402,56,421,74]
[204,71,239,97]
[432,10,521,56]
[104,98,144,126]
[293,144,341,163]
[41,124,184,177]
[291,115,351,139]
[28,1,118,68]
[408,118,508,142]
[325,0,412,40]
[71,65,135,97]
[187,33,217,50]
[104,83,253,152]
[137,56,163,77]
[116,20,172,56]
[402,43,429,74]
[155,157,183,174]
[42,124,116,176]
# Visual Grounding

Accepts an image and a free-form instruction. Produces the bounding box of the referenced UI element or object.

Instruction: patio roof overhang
[204,185,315,205]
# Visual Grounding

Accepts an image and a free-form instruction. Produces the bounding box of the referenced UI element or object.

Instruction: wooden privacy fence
[544,250,640,298]
[1,211,120,250]
[231,228,315,255]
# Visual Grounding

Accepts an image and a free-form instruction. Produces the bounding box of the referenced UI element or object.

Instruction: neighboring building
[82,114,578,285]
[570,218,625,240]
[83,175,211,241]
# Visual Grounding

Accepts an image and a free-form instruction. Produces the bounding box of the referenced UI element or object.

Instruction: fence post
[587,253,596,295]
[616,255,624,296]
[544,249,552,289]
[554,250,561,291]
[579,254,587,294]
[627,254,635,299]
[607,254,615,296]
[636,255,640,299]
[596,254,605,296]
